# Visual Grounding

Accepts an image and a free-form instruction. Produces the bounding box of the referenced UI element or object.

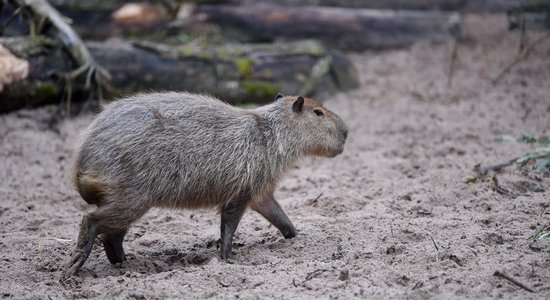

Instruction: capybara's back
[74,92,271,218]
[64,92,348,277]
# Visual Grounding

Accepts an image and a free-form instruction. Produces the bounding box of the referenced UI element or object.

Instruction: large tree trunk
[184,4,460,50]
[0,38,358,112]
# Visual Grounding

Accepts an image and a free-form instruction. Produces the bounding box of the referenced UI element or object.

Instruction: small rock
[339,270,349,281]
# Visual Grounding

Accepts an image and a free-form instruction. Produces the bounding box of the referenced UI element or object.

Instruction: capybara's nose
[342,128,348,140]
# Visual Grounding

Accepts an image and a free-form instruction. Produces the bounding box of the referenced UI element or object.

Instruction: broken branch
[494,271,535,293]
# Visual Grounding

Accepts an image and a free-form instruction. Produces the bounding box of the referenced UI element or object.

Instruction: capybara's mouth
[330,145,345,157]
[340,130,348,145]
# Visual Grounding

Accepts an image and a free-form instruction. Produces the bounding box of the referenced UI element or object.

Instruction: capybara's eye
[314,109,324,116]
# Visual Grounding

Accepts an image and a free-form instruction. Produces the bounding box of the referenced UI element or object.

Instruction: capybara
[64,92,348,276]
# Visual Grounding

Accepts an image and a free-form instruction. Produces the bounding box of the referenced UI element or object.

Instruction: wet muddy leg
[63,213,101,277]
[220,198,249,260]
[102,230,127,265]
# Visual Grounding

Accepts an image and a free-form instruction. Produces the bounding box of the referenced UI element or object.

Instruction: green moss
[36,82,60,97]
[235,59,254,79]
[181,40,326,62]
[243,80,280,99]
[165,33,193,45]
[180,46,194,57]
[0,36,56,58]
[179,45,213,61]
[260,70,273,79]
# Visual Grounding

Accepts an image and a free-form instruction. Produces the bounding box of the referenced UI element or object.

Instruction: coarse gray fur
[64,91,348,276]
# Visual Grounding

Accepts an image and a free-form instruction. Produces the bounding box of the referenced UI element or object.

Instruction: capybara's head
[277,94,348,158]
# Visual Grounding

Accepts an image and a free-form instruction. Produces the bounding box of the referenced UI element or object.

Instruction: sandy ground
[1,15,549,299]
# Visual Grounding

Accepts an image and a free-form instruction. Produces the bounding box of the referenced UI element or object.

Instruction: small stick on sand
[430,235,439,251]
[474,158,517,176]
[494,271,535,293]
[313,193,323,202]
[305,269,329,281]
[412,281,423,290]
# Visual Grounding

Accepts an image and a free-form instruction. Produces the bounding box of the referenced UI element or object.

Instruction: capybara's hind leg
[63,213,101,277]
[102,230,127,264]
[94,202,149,265]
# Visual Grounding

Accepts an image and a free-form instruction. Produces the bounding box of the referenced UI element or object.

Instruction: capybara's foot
[282,226,297,239]
[250,195,298,239]
[219,246,233,260]
[63,250,88,277]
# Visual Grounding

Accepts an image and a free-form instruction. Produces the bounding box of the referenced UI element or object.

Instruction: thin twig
[292,269,330,288]
[519,12,527,53]
[492,32,550,85]
[412,281,424,290]
[297,269,330,287]
[0,7,21,35]
[494,271,535,293]
[430,235,439,251]
[447,37,459,88]
[305,269,329,281]
[474,158,518,176]
[307,193,324,206]
[313,193,323,202]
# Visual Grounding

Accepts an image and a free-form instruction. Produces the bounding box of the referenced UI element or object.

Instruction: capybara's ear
[276,93,284,101]
[293,96,304,113]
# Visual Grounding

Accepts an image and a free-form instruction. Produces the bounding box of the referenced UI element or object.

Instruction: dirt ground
[1,15,549,299]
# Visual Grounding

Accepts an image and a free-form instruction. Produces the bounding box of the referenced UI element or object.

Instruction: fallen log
[467,0,549,12]
[507,1,550,30]
[508,11,550,30]
[3,2,461,49]
[0,38,358,112]
[227,0,466,11]
[228,0,549,12]
[1,0,112,115]
[4,1,463,49]
[0,37,68,112]
[185,4,460,50]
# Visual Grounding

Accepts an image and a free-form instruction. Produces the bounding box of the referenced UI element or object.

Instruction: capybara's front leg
[63,213,101,277]
[219,198,248,260]
[251,194,297,239]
